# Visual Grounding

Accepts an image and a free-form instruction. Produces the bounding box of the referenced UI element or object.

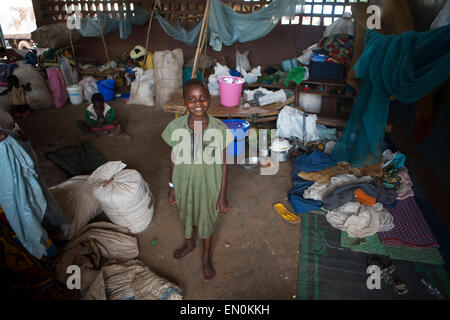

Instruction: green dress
[161,115,234,239]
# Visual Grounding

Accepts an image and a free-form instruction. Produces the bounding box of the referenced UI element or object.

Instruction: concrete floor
[17,100,300,300]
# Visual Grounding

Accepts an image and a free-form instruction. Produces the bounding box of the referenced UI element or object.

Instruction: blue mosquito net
[332,25,450,168]
[77,5,150,39]
[156,0,303,50]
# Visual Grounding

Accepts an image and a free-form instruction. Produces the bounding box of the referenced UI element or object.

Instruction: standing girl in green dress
[161,79,234,280]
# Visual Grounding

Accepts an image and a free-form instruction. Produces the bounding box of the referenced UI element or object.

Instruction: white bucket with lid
[67,84,84,105]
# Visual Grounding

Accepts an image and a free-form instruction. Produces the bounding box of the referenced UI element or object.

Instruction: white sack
[13,61,53,110]
[154,49,183,106]
[87,161,154,234]
[127,68,155,107]
[49,175,102,240]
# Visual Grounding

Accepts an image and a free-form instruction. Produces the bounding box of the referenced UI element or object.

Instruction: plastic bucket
[96,79,116,101]
[67,84,84,105]
[218,76,245,107]
[223,119,250,156]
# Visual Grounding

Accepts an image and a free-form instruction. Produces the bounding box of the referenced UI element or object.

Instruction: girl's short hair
[183,79,209,97]
[91,93,105,104]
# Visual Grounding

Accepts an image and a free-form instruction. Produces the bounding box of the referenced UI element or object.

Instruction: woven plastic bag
[87,161,154,234]
[12,61,53,110]
[127,68,155,107]
[49,175,102,240]
[154,49,183,106]
[277,106,320,143]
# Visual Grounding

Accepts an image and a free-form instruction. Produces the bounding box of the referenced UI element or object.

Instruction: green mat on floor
[340,232,445,265]
[297,212,450,300]
[44,140,107,177]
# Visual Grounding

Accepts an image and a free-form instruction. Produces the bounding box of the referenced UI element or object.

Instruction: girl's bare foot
[202,254,216,281]
[173,239,195,260]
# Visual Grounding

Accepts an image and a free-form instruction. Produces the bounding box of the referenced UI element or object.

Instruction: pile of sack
[55,222,182,300]
[127,48,184,107]
[50,161,180,300]
[51,161,154,240]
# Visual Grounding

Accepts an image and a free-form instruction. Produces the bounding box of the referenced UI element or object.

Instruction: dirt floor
[17,100,300,300]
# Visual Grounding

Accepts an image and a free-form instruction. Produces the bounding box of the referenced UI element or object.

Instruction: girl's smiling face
[184,84,210,117]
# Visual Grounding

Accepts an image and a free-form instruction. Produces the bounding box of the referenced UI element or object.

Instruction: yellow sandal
[273,203,301,224]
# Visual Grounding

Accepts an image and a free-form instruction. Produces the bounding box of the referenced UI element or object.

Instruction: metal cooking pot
[270,147,292,163]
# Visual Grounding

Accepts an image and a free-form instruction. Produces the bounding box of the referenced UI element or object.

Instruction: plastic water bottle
[260,129,269,157]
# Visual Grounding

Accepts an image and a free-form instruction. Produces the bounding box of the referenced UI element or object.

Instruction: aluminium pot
[270,148,292,163]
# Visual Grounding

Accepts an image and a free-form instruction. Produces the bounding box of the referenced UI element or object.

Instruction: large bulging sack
[31,23,80,49]
[49,175,102,241]
[87,161,154,234]
[154,49,183,106]
[127,68,155,107]
[13,62,53,110]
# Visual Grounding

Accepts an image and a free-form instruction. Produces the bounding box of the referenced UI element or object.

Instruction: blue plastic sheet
[156,0,303,50]
[0,130,67,259]
[332,26,450,167]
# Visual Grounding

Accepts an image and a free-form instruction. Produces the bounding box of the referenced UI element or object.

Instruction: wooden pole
[144,0,160,67]
[191,0,210,79]
[201,32,208,78]
[97,15,110,63]
[69,29,76,61]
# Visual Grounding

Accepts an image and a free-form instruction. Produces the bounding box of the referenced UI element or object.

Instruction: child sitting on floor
[0,75,32,118]
[77,93,130,139]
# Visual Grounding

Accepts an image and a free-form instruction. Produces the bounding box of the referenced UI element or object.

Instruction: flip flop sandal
[273,203,301,224]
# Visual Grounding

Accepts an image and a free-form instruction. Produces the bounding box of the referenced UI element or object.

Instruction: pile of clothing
[288,149,440,254]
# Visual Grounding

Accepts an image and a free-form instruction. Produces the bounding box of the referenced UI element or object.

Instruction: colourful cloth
[0,205,57,291]
[340,231,444,265]
[318,34,354,65]
[378,197,439,249]
[354,188,376,206]
[397,167,414,200]
[91,124,116,132]
[161,115,234,239]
